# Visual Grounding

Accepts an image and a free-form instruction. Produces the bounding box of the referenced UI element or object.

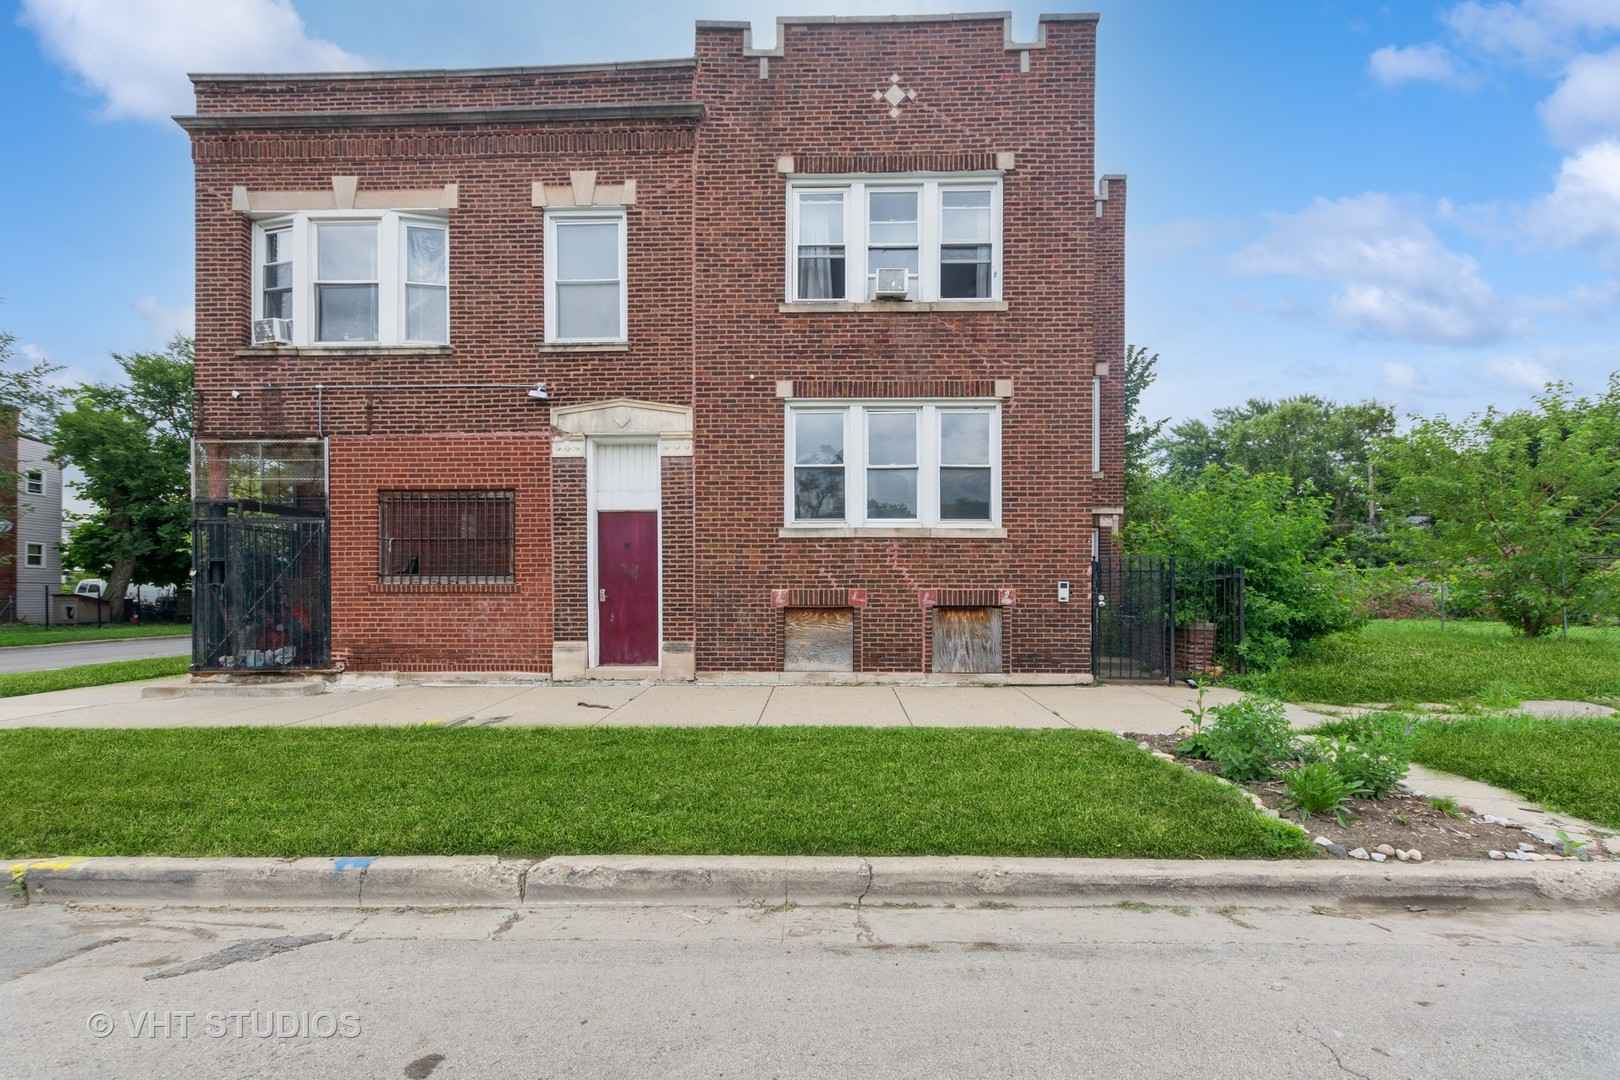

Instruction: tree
[1381,377,1620,637]
[1123,345,1167,502]
[0,318,64,439]
[1153,395,1395,544]
[52,336,193,622]
[1126,466,1358,669]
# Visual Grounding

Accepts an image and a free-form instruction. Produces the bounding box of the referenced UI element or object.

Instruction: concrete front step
[142,678,328,699]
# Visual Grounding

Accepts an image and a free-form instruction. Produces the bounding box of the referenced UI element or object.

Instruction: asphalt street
[0,635,189,674]
[2,899,1616,1079]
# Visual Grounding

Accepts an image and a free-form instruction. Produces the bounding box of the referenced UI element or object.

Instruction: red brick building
[181,13,1125,681]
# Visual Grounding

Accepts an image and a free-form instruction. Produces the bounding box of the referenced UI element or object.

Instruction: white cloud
[1539,47,1620,147]
[1367,43,1465,86]
[18,0,366,122]
[1443,0,1620,66]
[17,343,52,365]
[134,295,195,341]
[1522,140,1620,249]
[1381,361,1432,393]
[1232,194,1513,345]
[1478,353,1555,389]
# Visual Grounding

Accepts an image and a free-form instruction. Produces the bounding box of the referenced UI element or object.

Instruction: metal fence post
[1167,555,1177,685]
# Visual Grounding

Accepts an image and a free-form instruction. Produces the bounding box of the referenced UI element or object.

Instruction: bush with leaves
[1281,761,1362,824]
[1321,719,1411,799]
[1179,694,1295,781]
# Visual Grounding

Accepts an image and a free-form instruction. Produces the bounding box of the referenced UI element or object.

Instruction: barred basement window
[379,491,515,584]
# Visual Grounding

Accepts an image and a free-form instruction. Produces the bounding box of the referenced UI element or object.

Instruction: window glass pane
[941,190,992,242]
[794,412,844,465]
[869,190,918,226]
[867,248,920,274]
[407,284,449,343]
[940,247,991,298]
[797,193,844,244]
[939,468,992,520]
[556,282,621,339]
[317,283,379,342]
[867,469,918,519]
[941,411,991,465]
[557,221,620,280]
[406,226,447,285]
[265,231,284,263]
[263,261,293,290]
[263,290,292,319]
[316,222,377,280]
[867,411,917,465]
[795,468,845,519]
[797,252,845,299]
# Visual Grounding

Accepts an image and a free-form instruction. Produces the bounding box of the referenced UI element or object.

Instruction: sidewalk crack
[892,688,915,726]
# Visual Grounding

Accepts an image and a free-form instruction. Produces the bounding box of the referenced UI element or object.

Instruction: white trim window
[251,211,450,346]
[786,403,1000,527]
[787,177,1002,303]
[545,209,628,344]
[24,542,44,568]
[23,469,44,496]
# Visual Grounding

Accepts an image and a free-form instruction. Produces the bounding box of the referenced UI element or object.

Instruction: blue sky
[3,0,1619,443]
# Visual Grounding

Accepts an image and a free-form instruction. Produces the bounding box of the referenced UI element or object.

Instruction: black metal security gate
[193,509,329,671]
[1091,556,1245,683]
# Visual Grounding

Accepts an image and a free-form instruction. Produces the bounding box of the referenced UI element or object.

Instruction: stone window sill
[236,345,454,358]
[536,342,630,353]
[779,526,1007,539]
[777,301,1008,315]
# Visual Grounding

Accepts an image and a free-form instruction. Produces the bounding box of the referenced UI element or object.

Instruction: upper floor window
[786,403,1000,528]
[787,178,1002,303]
[545,209,627,344]
[252,211,449,347]
[24,470,44,496]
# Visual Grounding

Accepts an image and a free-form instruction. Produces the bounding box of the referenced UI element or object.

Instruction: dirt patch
[1129,732,1577,862]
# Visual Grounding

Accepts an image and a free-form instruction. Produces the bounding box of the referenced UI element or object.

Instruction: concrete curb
[9,855,1620,910]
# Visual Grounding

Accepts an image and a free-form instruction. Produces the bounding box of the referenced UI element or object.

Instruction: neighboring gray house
[13,437,62,622]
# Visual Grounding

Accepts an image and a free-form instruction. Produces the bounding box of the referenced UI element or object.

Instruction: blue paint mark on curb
[332,857,376,872]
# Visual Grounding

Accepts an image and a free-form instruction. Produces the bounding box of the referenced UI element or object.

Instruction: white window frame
[544,208,628,345]
[784,402,1001,529]
[250,210,451,347]
[785,175,1003,304]
[23,470,44,496]
[24,542,44,568]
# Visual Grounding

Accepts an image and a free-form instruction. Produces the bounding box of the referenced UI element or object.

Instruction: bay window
[786,403,1000,528]
[787,177,1002,303]
[251,211,450,346]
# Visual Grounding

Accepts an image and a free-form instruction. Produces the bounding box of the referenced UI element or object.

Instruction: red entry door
[597,511,659,666]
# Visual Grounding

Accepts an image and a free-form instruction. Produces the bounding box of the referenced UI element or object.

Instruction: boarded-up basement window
[784,608,854,672]
[932,607,1002,673]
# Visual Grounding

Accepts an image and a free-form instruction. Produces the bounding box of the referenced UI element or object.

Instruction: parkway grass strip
[0,656,190,699]
[0,726,1312,860]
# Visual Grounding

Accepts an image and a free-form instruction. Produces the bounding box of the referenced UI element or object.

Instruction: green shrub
[1281,761,1362,824]
[1185,695,1295,782]
[1321,717,1411,799]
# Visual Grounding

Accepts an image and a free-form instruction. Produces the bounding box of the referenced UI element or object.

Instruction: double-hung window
[251,211,450,347]
[787,404,1000,528]
[544,209,627,343]
[23,470,44,496]
[787,177,1002,303]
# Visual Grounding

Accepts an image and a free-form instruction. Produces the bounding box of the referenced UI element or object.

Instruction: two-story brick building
[181,12,1125,681]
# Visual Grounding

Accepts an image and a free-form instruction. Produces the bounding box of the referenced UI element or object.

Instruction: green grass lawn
[0,656,190,699]
[0,623,189,648]
[1410,714,1620,831]
[1270,620,1620,705]
[0,726,1311,860]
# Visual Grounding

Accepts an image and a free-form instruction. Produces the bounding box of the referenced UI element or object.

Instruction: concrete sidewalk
[0,678,1332,732]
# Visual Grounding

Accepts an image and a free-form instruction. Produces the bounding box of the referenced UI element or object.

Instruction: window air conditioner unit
[874,267,910,299]
[252,318,293,346]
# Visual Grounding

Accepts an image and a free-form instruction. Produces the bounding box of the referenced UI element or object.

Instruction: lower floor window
[379,491,515,584]
[24,542,44,568]
[787,402,999,527]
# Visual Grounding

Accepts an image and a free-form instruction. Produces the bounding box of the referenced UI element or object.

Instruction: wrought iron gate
[1091,556,1245,683]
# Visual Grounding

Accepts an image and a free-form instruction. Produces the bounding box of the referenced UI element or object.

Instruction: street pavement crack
[144,934,332,981]
[1306,1031,1373,1080]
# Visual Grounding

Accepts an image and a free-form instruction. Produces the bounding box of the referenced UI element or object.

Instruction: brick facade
[183,13,1125,678]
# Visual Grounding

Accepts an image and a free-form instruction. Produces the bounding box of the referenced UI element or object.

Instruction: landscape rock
[1489,850,1506,860]
[1371,852,1387,863]
[1313,836,1334,848]
[1396,850,1410,862]
[1517,842,1536,853]
[1409,850,1423,862]
[1483,815,1514,826]
[1327,843,1348,858]
[1376,844,1396,857]
[1349,848,1370,861]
